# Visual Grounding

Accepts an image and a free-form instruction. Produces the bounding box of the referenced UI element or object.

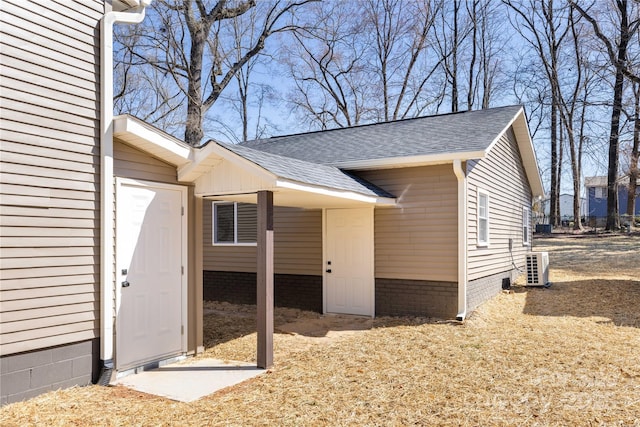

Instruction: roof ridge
[241,104,523,145]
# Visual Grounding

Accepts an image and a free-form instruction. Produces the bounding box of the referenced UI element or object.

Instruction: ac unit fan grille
[526,255,539,284]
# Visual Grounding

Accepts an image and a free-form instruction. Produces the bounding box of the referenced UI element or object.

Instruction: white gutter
[276,179,397,206]
[100,1,151,374]
[453,160,468,321]
[333,151,486,171]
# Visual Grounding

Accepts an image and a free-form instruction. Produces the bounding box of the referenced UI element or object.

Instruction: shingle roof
[240,105,523,165]
[218,142,395,199]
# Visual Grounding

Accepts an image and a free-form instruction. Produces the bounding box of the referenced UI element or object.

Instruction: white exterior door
[325,208,374,316]
[116,179,186,370]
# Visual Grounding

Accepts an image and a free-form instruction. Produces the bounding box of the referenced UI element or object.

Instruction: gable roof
[241,105,524,167]
[237,105,543,198]
[218,142,395,199]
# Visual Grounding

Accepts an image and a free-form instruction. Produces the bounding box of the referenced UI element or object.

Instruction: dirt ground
[2,234,639,426]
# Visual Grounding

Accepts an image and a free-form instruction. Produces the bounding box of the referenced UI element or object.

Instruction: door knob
[121,281,130,288]
[326,269,331,273]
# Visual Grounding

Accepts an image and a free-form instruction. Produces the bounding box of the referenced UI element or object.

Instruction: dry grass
[2,235,639,426]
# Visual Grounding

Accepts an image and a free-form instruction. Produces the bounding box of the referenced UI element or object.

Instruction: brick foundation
[375,278,458,318]
[203,271,323,313]
[466,269,517,312]
[0,339,99,405]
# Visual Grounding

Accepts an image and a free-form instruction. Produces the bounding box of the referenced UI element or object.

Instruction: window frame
[212,201,257,246]
[477,189,490,247]
[523,206,531,246]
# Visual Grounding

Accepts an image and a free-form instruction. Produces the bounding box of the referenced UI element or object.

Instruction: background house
[585,176,640,226]
[539,194,587,224]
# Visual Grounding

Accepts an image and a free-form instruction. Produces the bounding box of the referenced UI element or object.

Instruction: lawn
[2,234,639,426]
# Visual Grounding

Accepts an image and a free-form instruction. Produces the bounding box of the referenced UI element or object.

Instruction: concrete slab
[113,359,265,402]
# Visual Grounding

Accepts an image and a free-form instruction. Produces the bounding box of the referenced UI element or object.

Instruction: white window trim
[212,201,257,246]
[523,206,531,246]
[477,189,490,247]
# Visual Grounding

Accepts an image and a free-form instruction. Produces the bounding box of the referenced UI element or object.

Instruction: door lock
[121,281,130,288]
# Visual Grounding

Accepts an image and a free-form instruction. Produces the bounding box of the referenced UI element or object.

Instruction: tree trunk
[604,0,634,230]
[627,85,639,218]
[185,28,206,146]
[550,100,559,227]
[606,65,624,230]
[450,0,459,112]
[467,0,477,110]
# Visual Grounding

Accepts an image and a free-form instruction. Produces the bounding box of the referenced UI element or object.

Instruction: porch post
[256,190,274,369]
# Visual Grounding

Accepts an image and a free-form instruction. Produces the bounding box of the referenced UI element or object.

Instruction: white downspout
[453,160,468,321]
[99,1,150,380]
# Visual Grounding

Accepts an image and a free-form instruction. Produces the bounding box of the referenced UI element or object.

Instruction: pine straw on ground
[2,235,639,426]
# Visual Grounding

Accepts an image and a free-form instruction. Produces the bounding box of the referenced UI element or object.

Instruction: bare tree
[365,0,445,121]
[433,0,467,113]
[572,0,640,230]
[463,0,505,110]
[504,0,571,227]
[115,0,315,146]
[219,6,279,142]
[283,0,446,129]
[283,1,372,128]
[555,5,597,230]
[114,23,185,129]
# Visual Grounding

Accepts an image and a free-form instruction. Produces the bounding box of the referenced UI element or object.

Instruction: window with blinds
[213,202,257,245]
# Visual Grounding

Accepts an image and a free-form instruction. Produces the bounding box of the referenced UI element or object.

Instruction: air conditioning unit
[525,252,550,287]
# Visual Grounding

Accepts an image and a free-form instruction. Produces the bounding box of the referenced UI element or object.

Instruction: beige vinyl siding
[357,165,458,282]
[114,140,179,183]
[466,128,532,281]
[0,0,103,356]
[203,203,322,275]
[273,207,322,275]
[112,139,179,319]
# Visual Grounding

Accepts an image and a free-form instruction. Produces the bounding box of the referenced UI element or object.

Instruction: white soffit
[113,115,192,168]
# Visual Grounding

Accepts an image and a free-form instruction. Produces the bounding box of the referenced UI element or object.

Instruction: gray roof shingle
[218,142,395,199]
[240,105,523,165]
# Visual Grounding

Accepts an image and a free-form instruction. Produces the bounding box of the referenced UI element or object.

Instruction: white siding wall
[0,0,104,355]
[466,128,533,281]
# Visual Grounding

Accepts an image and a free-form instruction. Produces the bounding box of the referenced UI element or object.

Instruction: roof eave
[484,107,544,199]
[333,151,487,170]
[276,179,397,206]
[113,114,192,168]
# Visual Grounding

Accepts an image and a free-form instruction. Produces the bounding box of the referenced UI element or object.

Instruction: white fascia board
[513,111,545,198]
[333,151,486,170]
[177,141,221,181]
[113,115,192,167]
[483,106,523,155]
[179,142,277,184]
[483,107,544,199]
[276,179,397,206]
